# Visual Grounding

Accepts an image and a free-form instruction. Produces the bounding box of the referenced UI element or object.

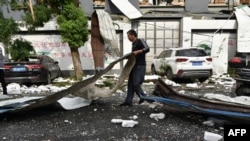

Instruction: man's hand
[132,50,143,56]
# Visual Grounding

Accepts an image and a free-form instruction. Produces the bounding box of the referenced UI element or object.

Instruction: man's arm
[140,39,150,53]
[132,39,150,56]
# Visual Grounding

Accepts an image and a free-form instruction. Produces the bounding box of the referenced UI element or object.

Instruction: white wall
[181,17,237,46]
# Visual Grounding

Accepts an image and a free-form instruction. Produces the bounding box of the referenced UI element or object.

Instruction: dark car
[228,53,250,96]
[4,55,61,84]
[228,53,250,68]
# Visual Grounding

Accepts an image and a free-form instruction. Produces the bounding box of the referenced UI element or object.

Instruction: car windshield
[176,49,207,57]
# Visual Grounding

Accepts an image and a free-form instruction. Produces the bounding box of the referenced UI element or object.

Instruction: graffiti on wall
[15,35,120,70]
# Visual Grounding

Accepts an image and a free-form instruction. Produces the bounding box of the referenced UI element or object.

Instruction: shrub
[9,38,36,62]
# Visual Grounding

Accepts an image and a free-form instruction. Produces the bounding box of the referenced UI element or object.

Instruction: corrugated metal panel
[90,10,120,70]
[95,10,119,50]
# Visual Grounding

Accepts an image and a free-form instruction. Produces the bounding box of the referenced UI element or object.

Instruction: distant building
[1,0,248,75]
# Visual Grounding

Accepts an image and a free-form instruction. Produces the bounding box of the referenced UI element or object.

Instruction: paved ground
[0,82,230,141]
[0,96,225,141]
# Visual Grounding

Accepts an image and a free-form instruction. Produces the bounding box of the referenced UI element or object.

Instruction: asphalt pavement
[0,82,229,141]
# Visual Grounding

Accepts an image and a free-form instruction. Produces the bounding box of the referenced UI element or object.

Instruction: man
[120,29,150,106]
[0,47,7,95]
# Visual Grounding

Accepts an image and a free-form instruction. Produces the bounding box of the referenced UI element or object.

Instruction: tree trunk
[29,0,35,20]
[70,47,84,80]
[91,11,105,70]
[74,0,79,7]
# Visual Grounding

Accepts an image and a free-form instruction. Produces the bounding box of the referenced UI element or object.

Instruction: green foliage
[57,3,89,48]
[22,4,51,31]
[0,17,19,46]
[159,58,169,74]
[10,0,28,10]
[53,80,75,87]
[9,38,36,61]
[199,44,211,55]
[228,67,238,78]
[36,0,76,13]
[103,80,115,88]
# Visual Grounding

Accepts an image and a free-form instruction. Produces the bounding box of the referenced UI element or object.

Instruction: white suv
[151,47,213,82]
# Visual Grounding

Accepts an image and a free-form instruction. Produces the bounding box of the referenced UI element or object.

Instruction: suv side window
[159,50,167,58]
[158,50,172,58]
[165,50,172,57]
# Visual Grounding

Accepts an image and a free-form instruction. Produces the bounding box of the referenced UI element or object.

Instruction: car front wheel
[151,65,156,75]
[47,73,51,84]
[166,69,173,80]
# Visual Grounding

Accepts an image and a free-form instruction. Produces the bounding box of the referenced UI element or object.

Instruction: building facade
[1,0,248,75]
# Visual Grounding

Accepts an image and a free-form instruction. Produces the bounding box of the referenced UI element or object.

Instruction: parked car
[151,47,213,82]
[4,55,61,84]
[228,53,250,68]
[228,53,250,96]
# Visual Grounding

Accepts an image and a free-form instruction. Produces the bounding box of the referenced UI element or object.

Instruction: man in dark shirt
[0,47,7,95]
[120,29,150,106]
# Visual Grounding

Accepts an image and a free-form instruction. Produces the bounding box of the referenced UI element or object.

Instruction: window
[176,49,207,57]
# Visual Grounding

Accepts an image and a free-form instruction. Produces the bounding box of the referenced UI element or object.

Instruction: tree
[2,0,88,79]
[0,14,19,53]
[22,3,51,31]
[57,3,89,80]
[19,0,88,80]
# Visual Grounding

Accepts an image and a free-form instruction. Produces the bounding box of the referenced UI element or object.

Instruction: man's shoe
[120,102,132,107]
[138,99,145,104]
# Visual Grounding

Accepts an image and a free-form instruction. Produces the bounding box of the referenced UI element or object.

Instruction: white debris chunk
[37,85,50,92]
[149,113,165,121]
[111,119,123,124]
[132,115,138,120]
[111,119,138,127]
[164,79,180,86]
[6,83,22,94]
[186,83,199,88]
[202,120,215,126]
[178,90,185,94]
[204,131,223,141]
[121,120,138,128]
[149,103,157,109]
